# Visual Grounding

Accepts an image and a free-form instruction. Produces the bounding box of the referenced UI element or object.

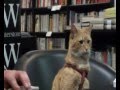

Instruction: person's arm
[4,70,31,90]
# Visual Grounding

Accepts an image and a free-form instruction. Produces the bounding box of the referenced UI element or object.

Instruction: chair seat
[14,50,116,90]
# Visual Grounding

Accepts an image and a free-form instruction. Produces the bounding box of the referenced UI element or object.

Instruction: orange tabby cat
[52,24,92,90]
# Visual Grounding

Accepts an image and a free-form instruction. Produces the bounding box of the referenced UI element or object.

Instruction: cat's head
[69,24,92,59]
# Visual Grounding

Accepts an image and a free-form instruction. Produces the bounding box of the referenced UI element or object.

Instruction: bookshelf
[21,0,114,31]
[68,2,113,11]
[20,0,115,49]
[20,0,116,69]
[21,2,113,14]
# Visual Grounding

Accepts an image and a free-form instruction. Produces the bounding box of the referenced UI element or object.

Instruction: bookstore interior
[4,0,116,90]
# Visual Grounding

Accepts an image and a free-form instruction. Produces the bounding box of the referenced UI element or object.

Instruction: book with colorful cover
[104,7,116,18]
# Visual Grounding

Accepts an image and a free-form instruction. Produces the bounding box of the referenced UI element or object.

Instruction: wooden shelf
[34,6,68,14]
[21,2,113,14]
[21,5,68,14]
[21,8,33,15]
[30,32,66,38]
[68,2,113,12]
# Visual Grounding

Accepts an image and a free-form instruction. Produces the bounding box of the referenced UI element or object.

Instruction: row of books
[21,13,67,32]
[21,13,116,32]
[36,38,65,50]
[21,13,33,32]
[21,0,68,8]
[91,47,116,70]
[21,0,32,8]
[69,10,116,30]
[69,10,104,25]
[21,0,111,8]
[104,7,116,18]
[71,0,110,5]
[35,0,68,8]
[81,17,116,30]
[35,14,67,32]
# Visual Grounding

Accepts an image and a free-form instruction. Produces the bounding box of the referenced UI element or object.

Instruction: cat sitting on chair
[52,24,92,90]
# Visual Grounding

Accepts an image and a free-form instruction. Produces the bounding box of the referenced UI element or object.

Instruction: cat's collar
[64,63,88,90]
[64,63,89,89]
[64,63,88,77]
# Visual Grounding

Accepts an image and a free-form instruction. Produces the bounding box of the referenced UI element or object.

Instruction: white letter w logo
[4,4,20,28]
[4,43,21,68]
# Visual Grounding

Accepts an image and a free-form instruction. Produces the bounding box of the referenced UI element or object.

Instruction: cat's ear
[70,24,78,39]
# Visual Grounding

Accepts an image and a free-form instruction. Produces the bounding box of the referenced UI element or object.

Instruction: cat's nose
[86,49,88,52]
[83,49,88,54]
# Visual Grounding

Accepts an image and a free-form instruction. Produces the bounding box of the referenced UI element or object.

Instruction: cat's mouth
[82,52,89,55]
[72,51,90,58]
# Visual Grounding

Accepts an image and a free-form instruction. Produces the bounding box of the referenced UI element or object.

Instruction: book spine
[54,0,58,5]
[111,47,116,70]
[45,0,47,7]
[49,15,53,32]
[43,0,45,7]
[22,0,27,8]
[39,38,46,50]
[59,0,62,5]
[93,24,104,30]
[76,0,81,4]
[51,0,54,6]
[104,19,116,25]
[65,0,68,5]
[102,52,108,64]
[82,0,86,4]
[104,25,116,30]
[48,0,51,7]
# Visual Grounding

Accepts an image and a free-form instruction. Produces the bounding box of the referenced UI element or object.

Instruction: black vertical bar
[32,0,35,32]
[65,30,70,49]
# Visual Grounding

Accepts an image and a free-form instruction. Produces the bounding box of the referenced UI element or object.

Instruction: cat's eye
[79,40,84,44]
[87,40,90,44]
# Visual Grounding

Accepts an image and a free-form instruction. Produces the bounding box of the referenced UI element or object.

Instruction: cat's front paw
[82,78,89,90]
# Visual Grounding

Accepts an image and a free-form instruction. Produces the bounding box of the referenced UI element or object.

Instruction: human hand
[4,70,31,90]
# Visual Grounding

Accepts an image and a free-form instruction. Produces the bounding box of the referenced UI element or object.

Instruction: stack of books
[81,16,116,30]
[69,10,105,26]
[69,7,116,30]
[71,0,110,5]
[104,7,116,30]
[37,38,65,50]
[81,17,104,30]
[104,7,116,18]
[91,47,116,70]
[104,18,116,30]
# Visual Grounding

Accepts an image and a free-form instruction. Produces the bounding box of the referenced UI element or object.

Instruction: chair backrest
[14,50,116,90]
